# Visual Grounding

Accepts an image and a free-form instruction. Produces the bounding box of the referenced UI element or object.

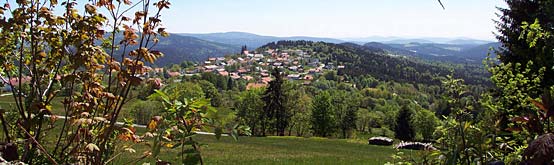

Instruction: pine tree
[490,0,554,136]
[495,0,554,88]
[227,76,235,90]
[261,68,288,136]
[394,105,415,141]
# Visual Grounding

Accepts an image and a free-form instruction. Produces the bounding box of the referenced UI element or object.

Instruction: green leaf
[183,140,197,146]
[231,129,239,141]
[153,90,170,104]
[171,142,182,149]
[182,149,201,164]
[152,136,162,157]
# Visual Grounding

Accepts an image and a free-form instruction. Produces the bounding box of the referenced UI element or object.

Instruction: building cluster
[185,48,345,89]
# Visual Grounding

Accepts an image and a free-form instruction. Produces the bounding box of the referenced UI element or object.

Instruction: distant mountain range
[178,32,344,49]
[144,32,500,66]
[180,32,494,47]
[343,36,494,45]
[371,42,501,63]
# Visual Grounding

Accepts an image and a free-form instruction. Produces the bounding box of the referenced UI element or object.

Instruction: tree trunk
[251,123,257,136]
[288,122,295,136]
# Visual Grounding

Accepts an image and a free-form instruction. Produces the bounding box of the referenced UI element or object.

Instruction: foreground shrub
[0,0,172,163]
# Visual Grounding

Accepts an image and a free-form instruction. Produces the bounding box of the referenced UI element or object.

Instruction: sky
[161,0,506,41]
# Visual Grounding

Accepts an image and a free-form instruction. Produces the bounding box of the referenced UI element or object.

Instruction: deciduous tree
[311,91,335,137]
[0,0,171,163]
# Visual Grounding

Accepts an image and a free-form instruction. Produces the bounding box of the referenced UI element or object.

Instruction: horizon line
[172,31,498,42]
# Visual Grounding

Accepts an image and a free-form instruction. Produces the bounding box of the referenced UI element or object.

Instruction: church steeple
[241,45,249,55]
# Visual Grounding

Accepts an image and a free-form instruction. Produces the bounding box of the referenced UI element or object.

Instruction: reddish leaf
[506,127,523,132]
[543,93,554,119]
[546,109,554,119]
[542,93,553,107]
[531,100,547,112]
[104,92,116,99]
[527,115,544,134]
[128,76,142,86]
[96,29,105,38]
[512,116,530,123]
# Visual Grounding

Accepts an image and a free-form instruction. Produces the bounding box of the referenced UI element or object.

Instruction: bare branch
[17,123,59,165]
[438,0,445,10]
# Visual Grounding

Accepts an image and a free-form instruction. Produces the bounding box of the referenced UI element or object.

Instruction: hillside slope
[152,35,239,65]
[114,34,239,66]
[364,42,500,63]
[259,41,489,85]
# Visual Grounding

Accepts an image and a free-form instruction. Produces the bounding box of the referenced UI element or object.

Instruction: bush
[413,109,439,141]
[130,100,164,125]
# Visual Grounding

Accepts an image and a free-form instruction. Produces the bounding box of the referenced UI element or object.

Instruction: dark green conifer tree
[261,68,288,136]
[394,105,415,141]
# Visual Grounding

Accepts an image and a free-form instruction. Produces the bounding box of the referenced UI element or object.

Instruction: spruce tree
[495,0,554,88]
[394,106,415,141]
[491,0,554,133]
[261,68,288,136]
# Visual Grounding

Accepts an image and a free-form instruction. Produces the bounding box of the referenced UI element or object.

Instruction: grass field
[112,135,404,164]
[0,95,68,115]
[0,95,135,119]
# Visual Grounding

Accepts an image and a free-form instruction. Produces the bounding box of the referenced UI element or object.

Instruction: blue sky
[160,0,505,40]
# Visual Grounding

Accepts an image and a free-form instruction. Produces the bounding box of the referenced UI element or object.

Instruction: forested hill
[112,34,239,66]
[363,42,501,63]
[151,35,239,65]
[258,40,490,86]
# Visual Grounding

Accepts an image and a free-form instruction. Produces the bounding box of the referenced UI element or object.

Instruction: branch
[41,68,56,98]
[438,0,445,10]
[0,75,9,85]
[17,123,59,165]
[0,111,11,143]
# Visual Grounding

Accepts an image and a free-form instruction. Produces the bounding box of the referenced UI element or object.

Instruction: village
[148,46,347,90]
